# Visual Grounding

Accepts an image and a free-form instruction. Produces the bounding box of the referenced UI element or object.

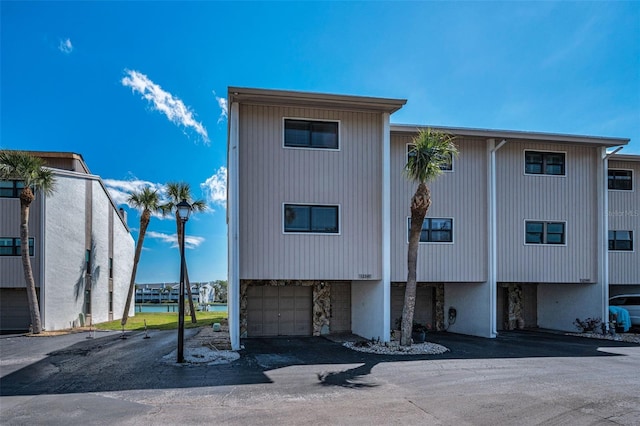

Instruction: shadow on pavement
[1,329,637,397]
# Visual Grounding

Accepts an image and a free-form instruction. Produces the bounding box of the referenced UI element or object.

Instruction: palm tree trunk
[400,183,431,346]
[20,198,42,334]
[121,211,150,326]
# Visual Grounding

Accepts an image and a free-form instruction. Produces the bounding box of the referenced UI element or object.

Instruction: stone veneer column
[239,281,249,338]
[313,281,330,336]
[507,283,524,330]
[435,283,445,331]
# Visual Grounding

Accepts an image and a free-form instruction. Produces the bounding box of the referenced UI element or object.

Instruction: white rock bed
[566,332,640,344]
[162,347,239,365]
[343,340,449,355]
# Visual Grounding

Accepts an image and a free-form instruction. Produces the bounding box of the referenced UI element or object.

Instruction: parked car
[609,294,640,326]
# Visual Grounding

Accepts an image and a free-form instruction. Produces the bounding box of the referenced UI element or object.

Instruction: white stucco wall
[43,174,88,330]
[537,283,603,332]
[351,280,387,340]
[43,173,134,330]
[445,282,493,337]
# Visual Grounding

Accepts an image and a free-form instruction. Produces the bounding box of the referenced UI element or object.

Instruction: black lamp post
[176,198,192,363]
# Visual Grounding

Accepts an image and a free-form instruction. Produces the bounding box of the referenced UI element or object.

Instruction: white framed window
[608,169,633,191]
[609,230,633,251]
[524,150,566,176]
[283,203,340,234]
[525,220,566,245]
[406,144,453,172]
[408,217,454,243]
[283,118,340,150]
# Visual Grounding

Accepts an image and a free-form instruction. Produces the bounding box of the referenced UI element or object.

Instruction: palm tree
[121,187,161,326]
[400,129,457,346]
[0,150,55,334]
[161,182,206,323]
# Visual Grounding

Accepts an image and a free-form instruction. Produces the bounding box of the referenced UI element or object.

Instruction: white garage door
[247,285,312,337]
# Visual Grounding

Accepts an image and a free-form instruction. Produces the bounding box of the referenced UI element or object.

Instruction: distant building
[135,282,215,304]
[0,152,135,332]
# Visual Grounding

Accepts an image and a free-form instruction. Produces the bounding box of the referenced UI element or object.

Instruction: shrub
[573,317,601,333]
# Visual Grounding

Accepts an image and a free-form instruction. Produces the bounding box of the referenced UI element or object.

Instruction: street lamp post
[176,198,192,363]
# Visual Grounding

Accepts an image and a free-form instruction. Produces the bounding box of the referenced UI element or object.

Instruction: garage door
[0,289,33,333]
[330,281,351,333]
[247,285,312,337]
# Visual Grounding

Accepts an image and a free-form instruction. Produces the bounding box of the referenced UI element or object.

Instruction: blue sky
[2,1,638,284]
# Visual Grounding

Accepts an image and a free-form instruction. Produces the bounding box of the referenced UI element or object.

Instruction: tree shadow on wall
[74,236,101,301]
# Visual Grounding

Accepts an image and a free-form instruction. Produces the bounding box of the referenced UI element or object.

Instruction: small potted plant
[412,322,428,343]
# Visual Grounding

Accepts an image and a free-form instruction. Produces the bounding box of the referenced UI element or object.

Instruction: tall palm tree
[400,129,457,346]
[161,182,206,323]
[0,150,55,334]
[121,187,161,326]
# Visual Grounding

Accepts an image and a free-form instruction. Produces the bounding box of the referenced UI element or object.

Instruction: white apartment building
[0,152,135,332]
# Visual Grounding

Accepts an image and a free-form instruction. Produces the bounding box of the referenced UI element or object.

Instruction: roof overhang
[228,86,407,114]
[391,124,629,148]
[609,153,640,162]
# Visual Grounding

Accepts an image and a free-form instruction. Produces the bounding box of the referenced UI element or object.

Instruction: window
[609,230,633,251]
[86,249,92,273]
[608,170,633,191]
[407,145,453,171]
[284,204,339,233]
[109,291,113,312]
[109,258,113,278]
[284,119,339,149]
[525,151,565,176]
[408,218,453,243]
[525,221,565,245]
[0,237,34,256]
[0,180,25,198]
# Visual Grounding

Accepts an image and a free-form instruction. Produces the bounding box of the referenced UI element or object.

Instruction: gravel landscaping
[566,331,640,344]
[343,339,449,355]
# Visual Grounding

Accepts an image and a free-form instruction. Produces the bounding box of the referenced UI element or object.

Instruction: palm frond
[404,128,458,184]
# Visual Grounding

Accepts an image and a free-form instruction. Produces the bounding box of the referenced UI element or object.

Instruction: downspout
[228,101,241,350]
[601,146,623,332]
[40,187,46,330]
[382,113,391,342]
[488,139,507,338]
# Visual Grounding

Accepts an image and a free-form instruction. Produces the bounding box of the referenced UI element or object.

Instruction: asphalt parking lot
[1,330,639,425]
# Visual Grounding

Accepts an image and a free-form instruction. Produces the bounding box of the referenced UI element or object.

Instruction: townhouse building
[0,152,134,332]
[226,87,634,350]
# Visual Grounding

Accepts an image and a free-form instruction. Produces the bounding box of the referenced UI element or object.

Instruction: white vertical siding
[496,142,599,283]
[608,159,640,285]
[390,134,488,282]
[239,104,383,280]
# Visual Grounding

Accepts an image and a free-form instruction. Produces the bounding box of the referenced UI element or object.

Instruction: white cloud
[200,166,227,209]
[58,38,73,54]
[213,91,228,123]
[103,177,170,219]
[146,231,205,250]
[121,69,209,143]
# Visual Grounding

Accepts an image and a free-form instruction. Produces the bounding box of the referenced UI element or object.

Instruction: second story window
[284,119,339,149]
[408,218,453,243]
[0,180,25,198]
[0,237,34,256]
[525,151,566,176]
[609,231,633,251]
[284,204,339,234]
[608,169,633,191]
[86,249,92,274]
[525,221,565,245]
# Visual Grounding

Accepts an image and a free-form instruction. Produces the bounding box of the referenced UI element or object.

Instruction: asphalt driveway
[1,330,639,425]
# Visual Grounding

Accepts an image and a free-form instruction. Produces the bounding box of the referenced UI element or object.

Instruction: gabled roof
[228,87,407,114]
[391,124,630,148]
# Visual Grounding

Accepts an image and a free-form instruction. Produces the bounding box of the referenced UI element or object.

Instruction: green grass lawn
[95,311,227,331]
